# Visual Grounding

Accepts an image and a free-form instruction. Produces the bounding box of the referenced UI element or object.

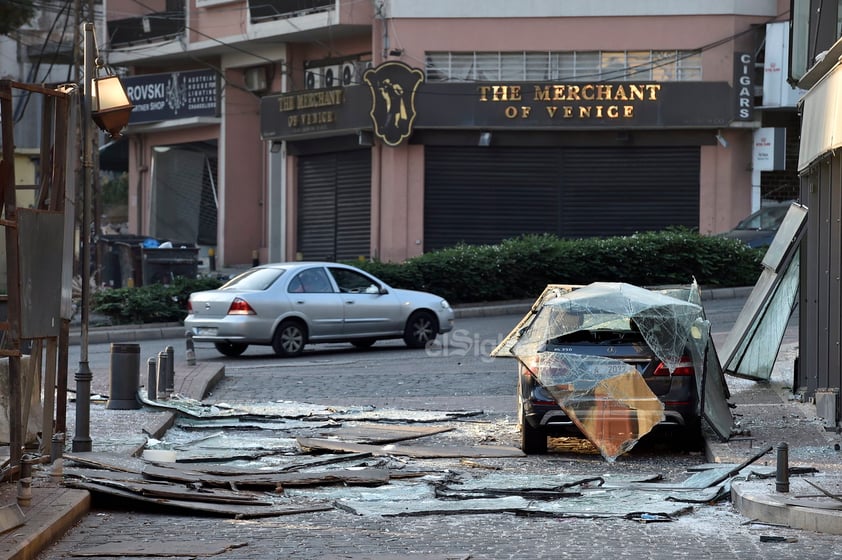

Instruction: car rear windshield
[220,268,285,291]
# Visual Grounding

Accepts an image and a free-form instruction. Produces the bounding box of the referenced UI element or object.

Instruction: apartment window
[425,50,703,82]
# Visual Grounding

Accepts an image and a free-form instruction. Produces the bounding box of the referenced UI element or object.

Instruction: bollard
[106,343,141,410]
[185,331,196,366]
[208,248,216,271]
[166,345,175,392]
[147,357,158,401]
[776,442,790,493]
[157,352,169,396]
[51,433,64,463]
[17,455,33,506]
[51,433,65,478]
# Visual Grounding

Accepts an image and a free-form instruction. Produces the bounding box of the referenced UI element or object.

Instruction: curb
[731,480,842,535]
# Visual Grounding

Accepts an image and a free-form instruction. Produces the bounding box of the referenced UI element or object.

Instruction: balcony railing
[249,0,333,22]
[108,11,185,47]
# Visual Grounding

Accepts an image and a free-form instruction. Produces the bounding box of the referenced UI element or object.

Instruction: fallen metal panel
[70,540,248,557]
[143,463,391,488]
[64,472,272,504]
[63,479,333,519]
[63,452,146,474]
[317,423,454,444]
[296,437,525,458]
[140,392,482,422]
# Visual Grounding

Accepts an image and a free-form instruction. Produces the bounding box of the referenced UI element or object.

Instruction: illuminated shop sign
[123,69,219,124]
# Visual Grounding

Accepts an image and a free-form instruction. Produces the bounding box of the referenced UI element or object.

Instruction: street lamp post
[71,22,133,452]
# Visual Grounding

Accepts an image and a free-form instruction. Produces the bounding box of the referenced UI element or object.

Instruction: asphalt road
[41,294,841,560]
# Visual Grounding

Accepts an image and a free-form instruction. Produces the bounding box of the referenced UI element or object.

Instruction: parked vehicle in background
[184,262,454,357]
[720,200,795,248]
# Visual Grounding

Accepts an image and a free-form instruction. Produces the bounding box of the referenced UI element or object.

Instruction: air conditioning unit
[244,66,267,92]
[322,65,341,88]
[304,68,322,90]
[341,61,357,86]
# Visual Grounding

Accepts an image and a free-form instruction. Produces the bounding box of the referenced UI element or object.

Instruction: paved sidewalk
[4,289,842,559]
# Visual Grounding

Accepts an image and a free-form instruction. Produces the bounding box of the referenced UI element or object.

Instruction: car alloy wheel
[403,310,437,349]
[273,320,306,357]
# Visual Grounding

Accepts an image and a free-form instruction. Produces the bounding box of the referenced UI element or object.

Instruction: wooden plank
[296,437,526,458]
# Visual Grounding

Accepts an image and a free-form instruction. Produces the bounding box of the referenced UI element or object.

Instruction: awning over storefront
[798,62,842,172]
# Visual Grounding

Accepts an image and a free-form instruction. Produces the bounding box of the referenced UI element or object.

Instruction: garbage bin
[141,246,199,285]
[107,343,141,410]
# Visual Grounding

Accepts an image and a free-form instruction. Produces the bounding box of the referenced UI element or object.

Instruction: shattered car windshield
[494,281,728,462]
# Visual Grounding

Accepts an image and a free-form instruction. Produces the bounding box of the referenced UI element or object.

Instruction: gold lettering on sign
[481,82,660,121]
[274,88,344,129]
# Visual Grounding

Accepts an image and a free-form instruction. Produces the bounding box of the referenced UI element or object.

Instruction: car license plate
[197,328,217,336]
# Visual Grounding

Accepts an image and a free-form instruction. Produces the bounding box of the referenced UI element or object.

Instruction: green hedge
[352,229,764,304]
[91,229,763,324]
[92,275,224,324]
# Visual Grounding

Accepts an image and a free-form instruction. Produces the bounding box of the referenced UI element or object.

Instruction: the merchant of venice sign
[477,83,662,120]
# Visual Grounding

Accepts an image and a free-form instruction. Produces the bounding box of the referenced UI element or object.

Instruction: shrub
[91,230,764,323]
[92,276,222,324]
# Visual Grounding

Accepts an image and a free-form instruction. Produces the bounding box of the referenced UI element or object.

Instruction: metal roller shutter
[424,145,699,251]
[424,146,560,251]
[297,150,371,261]
[560,146,700,238]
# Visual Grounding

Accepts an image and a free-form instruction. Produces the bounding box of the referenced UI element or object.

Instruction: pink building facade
[105,0,798,267]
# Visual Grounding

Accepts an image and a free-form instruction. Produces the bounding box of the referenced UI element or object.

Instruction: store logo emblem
[363,61,424,146]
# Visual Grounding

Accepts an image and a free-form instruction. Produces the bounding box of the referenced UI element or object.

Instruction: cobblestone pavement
[34,302,842,559]
[37,499,842,559]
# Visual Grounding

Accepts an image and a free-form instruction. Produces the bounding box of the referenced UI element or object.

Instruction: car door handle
[345,300,355,305]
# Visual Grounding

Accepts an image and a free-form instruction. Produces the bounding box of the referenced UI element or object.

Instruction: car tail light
[653,357,694,377]
[227,298,256,315]
[187,300,193,313]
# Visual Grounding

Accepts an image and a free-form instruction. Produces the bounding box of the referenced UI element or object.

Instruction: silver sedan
[184,262,455,357]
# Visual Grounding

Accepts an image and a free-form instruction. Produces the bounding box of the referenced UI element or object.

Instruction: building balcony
[108,11,185,48]
[249,0,334,22]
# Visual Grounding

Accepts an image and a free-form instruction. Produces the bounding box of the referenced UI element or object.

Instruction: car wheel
[403,310,437,349]
[214,342,248,357]
[351,338,376,349]
[272,320,306,357]
[518,391,548,454]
